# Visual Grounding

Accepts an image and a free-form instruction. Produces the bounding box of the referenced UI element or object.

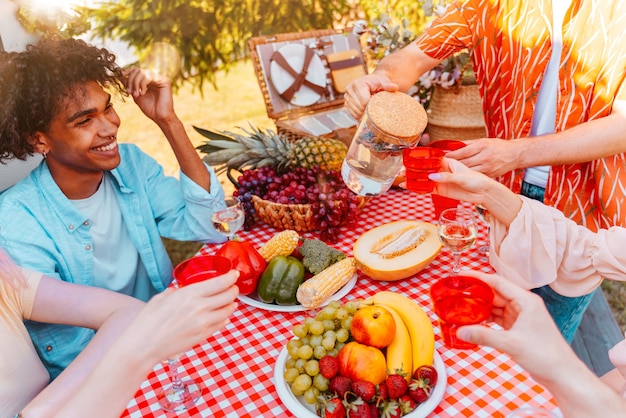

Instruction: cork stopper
[367,91,428,144]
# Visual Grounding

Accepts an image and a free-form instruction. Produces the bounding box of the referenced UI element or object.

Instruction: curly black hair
[0,38,127,163]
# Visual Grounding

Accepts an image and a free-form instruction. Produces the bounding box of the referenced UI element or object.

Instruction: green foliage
[16,0,428,92]
[83,0,355,92]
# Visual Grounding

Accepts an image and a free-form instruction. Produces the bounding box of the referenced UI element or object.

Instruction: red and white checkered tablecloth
[121,189,559,417]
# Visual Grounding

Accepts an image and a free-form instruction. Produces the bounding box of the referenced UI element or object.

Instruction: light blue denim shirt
[0,143,226,379]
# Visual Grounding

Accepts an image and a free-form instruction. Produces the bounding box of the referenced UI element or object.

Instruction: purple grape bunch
[234,166,362,241]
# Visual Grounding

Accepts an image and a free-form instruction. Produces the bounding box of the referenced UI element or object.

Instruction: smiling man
[0,38,227,379]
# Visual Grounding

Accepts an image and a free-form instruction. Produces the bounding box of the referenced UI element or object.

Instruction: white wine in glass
[438,208,478,274]
[211,196,245,240]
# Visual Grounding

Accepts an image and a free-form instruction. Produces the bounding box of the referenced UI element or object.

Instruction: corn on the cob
[296,257,356,309]
[258,230,300,262]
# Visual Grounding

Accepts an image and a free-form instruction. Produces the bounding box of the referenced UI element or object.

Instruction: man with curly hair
[0,38,227,379]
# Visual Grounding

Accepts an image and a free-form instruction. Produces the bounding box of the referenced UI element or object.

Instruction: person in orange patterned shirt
[345,0,626,344]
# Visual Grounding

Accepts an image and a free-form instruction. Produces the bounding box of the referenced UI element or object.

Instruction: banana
[365,291,435,371]
[377,304,412,381]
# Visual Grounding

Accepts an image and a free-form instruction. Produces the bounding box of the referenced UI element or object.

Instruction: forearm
[480,179,522,227]
[158,117,212,191]
[516,106,626,168]
[541,357,626,418]
[23,303,144,415]
[50,330,158,418]
[373,43,439,92]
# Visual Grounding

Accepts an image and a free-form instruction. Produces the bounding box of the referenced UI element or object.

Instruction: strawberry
[398,394,417,414]
[320,355,340,379]
[408,377,432,404]
[352,380,376,402]
[379,400,402,418]
[329,375,352,399]
[385,374,408,399]
[347,397,372,418]
[377,381,389,401]
[318,396,346,418]
[412,365,438,387]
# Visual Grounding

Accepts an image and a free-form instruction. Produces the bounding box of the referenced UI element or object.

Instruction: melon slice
[353,220,442,281]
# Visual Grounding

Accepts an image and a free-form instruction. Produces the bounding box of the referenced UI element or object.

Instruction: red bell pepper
[215,239,267,295]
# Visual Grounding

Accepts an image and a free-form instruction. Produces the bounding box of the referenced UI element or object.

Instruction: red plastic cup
[173,255,232,287]
[402,147,445,193]
[429,139,467,218]
[429,139,466,152]
[430,275,494,349]
[431,194,460,221]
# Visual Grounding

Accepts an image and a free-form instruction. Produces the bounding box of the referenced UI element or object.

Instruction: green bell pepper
[256,255,305,305]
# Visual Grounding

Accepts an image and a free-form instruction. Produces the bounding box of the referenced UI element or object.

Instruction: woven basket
[426,84,487,141]
[248,29,366,146]
[252,195,317,232]
[251,194,368,232]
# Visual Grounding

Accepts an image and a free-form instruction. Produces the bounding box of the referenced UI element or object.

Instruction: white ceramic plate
[269,44,326,107]
[237,273,357,312]
[274,345,447,417]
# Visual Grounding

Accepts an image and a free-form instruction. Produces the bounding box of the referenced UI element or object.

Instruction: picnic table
[121,189,561,417]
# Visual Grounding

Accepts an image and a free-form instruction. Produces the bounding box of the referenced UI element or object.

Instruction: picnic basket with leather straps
[248,29,367,146]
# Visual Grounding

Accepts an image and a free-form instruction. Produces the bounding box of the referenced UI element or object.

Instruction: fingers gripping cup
[342,91,428,196]
[173,255,232,287]
[402,147,445,193]
[430,275,494,349]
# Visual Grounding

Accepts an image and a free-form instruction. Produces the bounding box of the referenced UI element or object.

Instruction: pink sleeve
[489,197,626,296]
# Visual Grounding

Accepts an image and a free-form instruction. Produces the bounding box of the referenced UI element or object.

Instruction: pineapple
[193,124,347,174]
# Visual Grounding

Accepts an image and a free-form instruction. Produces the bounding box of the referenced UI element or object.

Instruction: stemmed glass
[211,195,245,240]
[158,255,232,412]
[475,204,490,261]
[437,207,478,275]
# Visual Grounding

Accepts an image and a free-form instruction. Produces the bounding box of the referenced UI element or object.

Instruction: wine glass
[211,196,245,240]
[475,204,490,261]
[158,255,232,412]
[437,207,478,275]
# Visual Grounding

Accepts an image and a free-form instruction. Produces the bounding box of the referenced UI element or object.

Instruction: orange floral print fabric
[415,0,626,231]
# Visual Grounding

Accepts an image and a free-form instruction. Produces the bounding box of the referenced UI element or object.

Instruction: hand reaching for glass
[428,157,523,228]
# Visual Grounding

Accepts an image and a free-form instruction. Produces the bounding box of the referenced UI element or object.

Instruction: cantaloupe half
[353,220,442,281]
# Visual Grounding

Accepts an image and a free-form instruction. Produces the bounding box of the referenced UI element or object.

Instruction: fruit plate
[237,273,357,312]
[273,346,447,417]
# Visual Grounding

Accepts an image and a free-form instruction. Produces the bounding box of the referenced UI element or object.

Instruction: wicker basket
[247,29,366,146]
[252,195,317,232]
[251,194,368,232]
[426,84,487,141]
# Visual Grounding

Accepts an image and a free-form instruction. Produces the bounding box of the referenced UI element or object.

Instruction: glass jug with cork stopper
[341,91,428,196]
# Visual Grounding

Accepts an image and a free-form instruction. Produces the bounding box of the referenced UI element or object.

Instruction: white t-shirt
[71,175,153,300]
[524,0,572,188]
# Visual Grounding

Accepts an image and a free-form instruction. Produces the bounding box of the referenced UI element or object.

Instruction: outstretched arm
[430,158,626,295]
[124,68,212,191]
[21,271,239,417]
[20,276,145,414]
[446,100,626,178]
[428,157,523,226]
[457,271,626,418]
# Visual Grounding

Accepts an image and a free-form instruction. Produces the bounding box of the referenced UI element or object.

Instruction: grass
[117,60,626,333]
